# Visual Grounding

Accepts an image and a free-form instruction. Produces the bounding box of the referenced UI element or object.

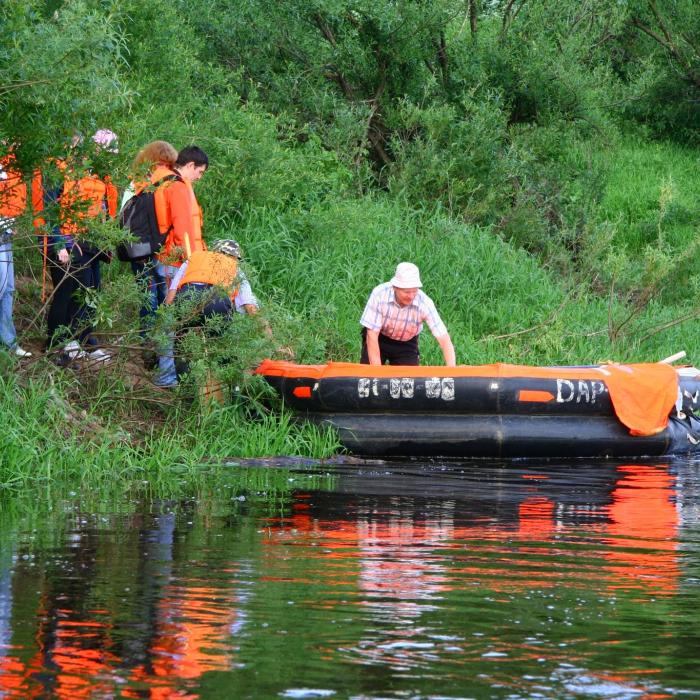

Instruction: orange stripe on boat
[518,390,555,403]
[293,386,312,398]
[255,359,661,381]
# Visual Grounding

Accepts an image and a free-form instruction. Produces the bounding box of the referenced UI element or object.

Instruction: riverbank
[5,136,700,489]
[4,2,700,492]
[0,363,341,491]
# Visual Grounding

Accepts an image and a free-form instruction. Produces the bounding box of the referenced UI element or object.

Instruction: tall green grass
[237,195,695,366]
[596,136,700,253]
[7,126,700,495]
[0,368,341,492]
[8,139,700,492]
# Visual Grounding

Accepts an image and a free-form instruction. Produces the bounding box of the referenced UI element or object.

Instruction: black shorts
[360,328,419,366]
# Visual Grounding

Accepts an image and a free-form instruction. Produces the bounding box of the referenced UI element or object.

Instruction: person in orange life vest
[121,140,179,339]
[164,239,259,316]
[154,239,247,387]
[165,240,293,351]
[32,134,84,307]
[0,148,34,357]
[360,262,456,366]
[45,130,119,362]
[149,145,208,385]
[155,145,209,286]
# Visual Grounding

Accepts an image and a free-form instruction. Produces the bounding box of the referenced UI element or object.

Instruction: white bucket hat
[390,262,422,288]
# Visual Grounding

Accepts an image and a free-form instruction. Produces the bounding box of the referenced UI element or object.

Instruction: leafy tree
[0,0,128,169]
[618,0,700,141]
[179,0,464,172]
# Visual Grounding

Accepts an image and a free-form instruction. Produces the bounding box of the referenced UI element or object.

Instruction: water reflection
[604,466,679,595]
[260,461,693,696]
[0,506,249,698]
[0,460,698,698]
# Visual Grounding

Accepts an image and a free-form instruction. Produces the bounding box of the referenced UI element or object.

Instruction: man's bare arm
[366,329,382,365]
[436,333,456,367]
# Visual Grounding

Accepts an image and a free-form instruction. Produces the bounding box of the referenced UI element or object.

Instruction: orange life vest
[0,154,28,218]
[154,166,206,265]
[147,165,180,235]
[177,251,238,298]
[60,171,117,235]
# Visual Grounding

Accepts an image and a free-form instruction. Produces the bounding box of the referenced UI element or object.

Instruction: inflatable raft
[255,360,700,458]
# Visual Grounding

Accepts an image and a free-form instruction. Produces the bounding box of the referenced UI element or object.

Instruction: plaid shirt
[360,282,448,341]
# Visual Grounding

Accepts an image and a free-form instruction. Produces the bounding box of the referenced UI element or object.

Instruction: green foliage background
[3,0,700,480]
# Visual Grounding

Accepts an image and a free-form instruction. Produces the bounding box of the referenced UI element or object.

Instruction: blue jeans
[179,283,234,322]
[130,257,166,339]
[156,261,179,286]
[155,330,177,386]
[154,262,179,385]
[0,240,18,351]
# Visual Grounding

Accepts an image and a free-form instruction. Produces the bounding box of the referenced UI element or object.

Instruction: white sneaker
[64,341,87,360]
[14,346,32,358]
[87,348,110,363]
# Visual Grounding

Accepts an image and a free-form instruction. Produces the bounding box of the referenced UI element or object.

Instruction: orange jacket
[0,153,28,218]
[178,251,238,298]
[153,165,205,266]
[31,169,44,228]
[60,171,117,235]
[31,158,67,231]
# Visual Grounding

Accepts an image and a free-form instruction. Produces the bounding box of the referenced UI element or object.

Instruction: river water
[1,458,700,699]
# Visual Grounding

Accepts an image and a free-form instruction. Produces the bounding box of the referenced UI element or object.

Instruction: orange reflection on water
[518,496,556,540]
[0,598,119,699]
[123,583,240,698]
[604,465,679,595]
[263,465,681,607]
[0,464,684,698]
[0,568,239,699]
[260,465,681,679]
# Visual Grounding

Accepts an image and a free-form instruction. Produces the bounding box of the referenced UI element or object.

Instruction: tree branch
[469,0,478,40]
[0,79,51,96]
[637,308,700,345]
[631,15,700,88]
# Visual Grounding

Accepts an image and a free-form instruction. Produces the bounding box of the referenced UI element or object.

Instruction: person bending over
[359,262,455,366]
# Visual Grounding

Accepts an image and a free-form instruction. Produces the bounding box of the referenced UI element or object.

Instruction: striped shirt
[360,282,448,341]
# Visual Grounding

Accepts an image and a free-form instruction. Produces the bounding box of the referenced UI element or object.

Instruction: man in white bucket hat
[360,261,456,366]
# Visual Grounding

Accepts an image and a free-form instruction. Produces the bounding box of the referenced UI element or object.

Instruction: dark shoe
[53,352,72,367]
[141,349,158,371]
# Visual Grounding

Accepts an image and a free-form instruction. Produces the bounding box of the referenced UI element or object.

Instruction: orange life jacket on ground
[177,251,238,299]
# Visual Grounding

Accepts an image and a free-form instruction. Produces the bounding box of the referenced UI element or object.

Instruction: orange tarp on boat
[600,363,679,436]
